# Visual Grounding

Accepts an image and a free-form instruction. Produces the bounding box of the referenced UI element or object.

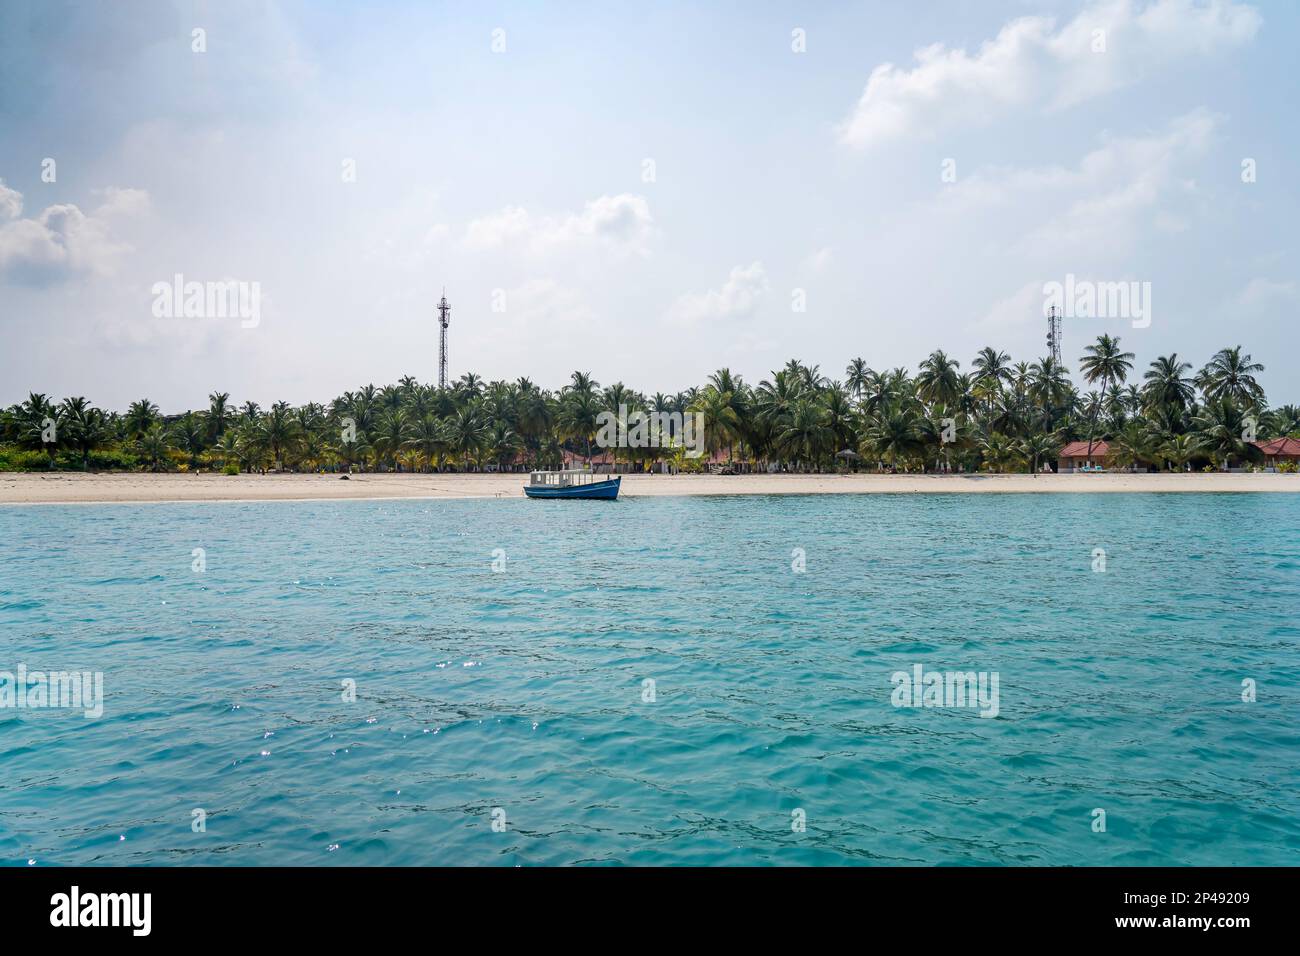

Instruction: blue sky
[1,0,1296,410]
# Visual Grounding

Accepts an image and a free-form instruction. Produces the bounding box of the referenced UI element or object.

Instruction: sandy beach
[1,471,1297,504]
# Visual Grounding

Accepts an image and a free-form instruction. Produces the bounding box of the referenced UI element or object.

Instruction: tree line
[1,338,1295,474]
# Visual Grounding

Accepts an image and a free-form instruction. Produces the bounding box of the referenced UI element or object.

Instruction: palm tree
[1265,404,1300,438]
[567,370,598,396]
[59,397,112,469]
[377,384,405,412]
[172,411,208,469]
[987,390,1027,440]
[1107,421,1151,472]
[774,397,830,470]
[557,389,602,465]
[971,347,1013,407]
[1027,357,1074,431]
[1020,431,1063,475]
[488,421,523,472]
[696,369,748,463]
[1160,433,1202,472]
[516,384,555,457]
[124,399,160,440]
[797,363,826,391]
[599,383,636,469]
[334,426,369,473]
[454,373,484,403]
[232,422,270,472]
[448,405,488,470]
[601,381,633,412]
[371,408,413,471]
[297,426,332,472]
[207,392,232,443]
[14,393,61,467]
[916,407,949,472]
[1078,335,1135,458]
[845,358,869,400]
[258,401,300,472]
[291,404,327,468]
[1197,346,1265,407]
[213,430,241,471]
[136,424,173,472]
[1193,397,1252,469]
[916,350,962,408]
[858,369,893,418]
[861,404,923,472]
[1141,354,1194,417]
[979,432,1023,473]
[410,414,449,471]
[821,388,857,459]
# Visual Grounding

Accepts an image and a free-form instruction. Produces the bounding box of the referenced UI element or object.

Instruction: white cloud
[0,181,22,220]
[938,110,1217,257]
[966,111,1221,335]
[465,205,533,248]
[837,0,1259,149]
[667,262,769,326]
[0,182,149,285]
[93,186,150,218]
[464,194,654,255]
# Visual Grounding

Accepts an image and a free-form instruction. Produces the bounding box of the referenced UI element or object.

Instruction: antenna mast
[1046,304,1062,365]
[437,291,451,389]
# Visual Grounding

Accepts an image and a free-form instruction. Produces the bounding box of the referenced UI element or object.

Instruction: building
[1252,437,1300,469]
[1057,440,1109,473]
[562,449,617,471]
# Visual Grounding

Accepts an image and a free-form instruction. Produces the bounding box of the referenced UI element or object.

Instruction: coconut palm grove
[1,337,1294,475]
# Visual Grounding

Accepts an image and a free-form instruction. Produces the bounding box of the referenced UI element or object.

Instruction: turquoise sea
[1,493,1298,866]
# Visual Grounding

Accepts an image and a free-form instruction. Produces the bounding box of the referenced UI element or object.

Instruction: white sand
[1,471,1296,504]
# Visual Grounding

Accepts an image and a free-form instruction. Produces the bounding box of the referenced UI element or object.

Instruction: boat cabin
[528,470,603,488]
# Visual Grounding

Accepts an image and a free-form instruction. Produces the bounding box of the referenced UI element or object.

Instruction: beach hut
[1057,440,1109,473]
[1252,437,1300,470]
[562,448,617,472]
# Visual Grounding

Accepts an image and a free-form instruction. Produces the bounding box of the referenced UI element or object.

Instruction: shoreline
[2,471,1298,504]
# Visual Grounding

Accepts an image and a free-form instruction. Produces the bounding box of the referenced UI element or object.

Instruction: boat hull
[524,476,621,500]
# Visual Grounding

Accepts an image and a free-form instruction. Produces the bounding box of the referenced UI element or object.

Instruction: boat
[524,469,621,500]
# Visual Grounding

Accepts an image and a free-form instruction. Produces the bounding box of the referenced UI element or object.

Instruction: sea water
[1,493,1297,865]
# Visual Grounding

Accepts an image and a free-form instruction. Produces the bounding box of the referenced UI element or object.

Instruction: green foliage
[0,447,54,471]
[0,444,137,472]
[1,340,1285,475]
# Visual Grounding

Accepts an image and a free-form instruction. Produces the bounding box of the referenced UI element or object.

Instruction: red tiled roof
[1059,440,1109,458]
[1254,437,1300,457]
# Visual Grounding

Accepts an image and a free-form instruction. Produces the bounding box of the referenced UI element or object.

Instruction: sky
[1,0,1297,412]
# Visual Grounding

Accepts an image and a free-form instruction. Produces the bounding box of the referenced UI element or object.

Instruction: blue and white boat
[524,469,621,500]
